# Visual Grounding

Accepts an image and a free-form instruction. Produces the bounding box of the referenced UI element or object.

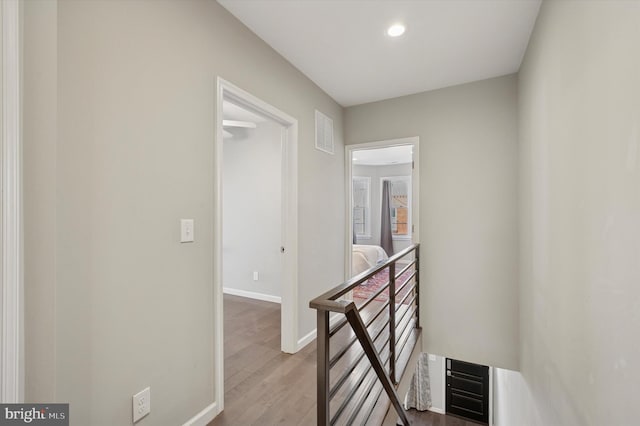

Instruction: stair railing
[310,243,420,425]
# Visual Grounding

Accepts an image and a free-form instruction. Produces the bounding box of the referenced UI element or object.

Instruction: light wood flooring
[209,294,484,426]
[209,294,317,425]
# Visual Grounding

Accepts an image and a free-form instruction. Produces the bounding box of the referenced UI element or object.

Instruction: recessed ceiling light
[387,24,405,37]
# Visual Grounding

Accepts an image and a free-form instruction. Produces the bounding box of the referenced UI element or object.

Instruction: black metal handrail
[310,243,420,426]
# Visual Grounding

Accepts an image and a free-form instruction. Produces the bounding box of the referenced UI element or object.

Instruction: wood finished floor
[405,410,484,426]
[209,294,483,426]
[209,294,317,425]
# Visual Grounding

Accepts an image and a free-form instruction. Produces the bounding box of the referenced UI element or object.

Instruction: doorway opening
[214,78,298,415]
[222,100,283,304]
[345,137,420,279]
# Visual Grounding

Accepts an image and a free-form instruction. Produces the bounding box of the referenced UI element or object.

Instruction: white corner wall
[513,1,640,425]
[346,75,519,370]
[426,354,445,414]
[493,368,541,426]
[223,121,283,300]
[23,0,344,424]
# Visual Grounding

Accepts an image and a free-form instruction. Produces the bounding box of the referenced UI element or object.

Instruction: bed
[352,244,388,276]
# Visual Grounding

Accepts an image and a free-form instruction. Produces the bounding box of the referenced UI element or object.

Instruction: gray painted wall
[23,0,344,424]
[23,0,57,403]
[353,163,413,254]
[346,75,519,370]
[223,121,282,298]
[494,1,640,425]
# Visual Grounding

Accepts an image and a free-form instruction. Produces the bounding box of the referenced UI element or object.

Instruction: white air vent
[315,110,334,155]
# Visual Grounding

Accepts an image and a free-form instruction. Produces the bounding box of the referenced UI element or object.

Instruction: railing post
[317,309,330,425]
[415,245,420,329]
[388,262,396,385]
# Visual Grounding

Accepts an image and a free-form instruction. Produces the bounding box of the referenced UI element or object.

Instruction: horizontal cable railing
[310,243,421,426]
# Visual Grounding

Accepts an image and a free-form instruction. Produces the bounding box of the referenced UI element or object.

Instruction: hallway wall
[23,0,57,403]
[504,1,640,425]
[23,1,344,424]
[345,75,519,370]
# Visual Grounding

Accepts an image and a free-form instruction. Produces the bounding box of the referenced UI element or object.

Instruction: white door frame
[214,78,299,413]
[345,137,420,278]
[1,0,24,403]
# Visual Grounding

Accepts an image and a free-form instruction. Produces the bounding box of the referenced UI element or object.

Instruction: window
[352,177,371,238]
[381,176,411,240]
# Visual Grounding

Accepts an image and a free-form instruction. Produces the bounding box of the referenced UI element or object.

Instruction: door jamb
[214,77,299,413]
[1,0,24,404]
[344,137,420,279]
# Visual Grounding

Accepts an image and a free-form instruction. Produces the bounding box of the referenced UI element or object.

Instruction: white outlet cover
[133,387,151,423]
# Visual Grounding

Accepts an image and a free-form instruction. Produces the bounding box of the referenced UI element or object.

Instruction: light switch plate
[132,387,150,423]
[181,219,194,243]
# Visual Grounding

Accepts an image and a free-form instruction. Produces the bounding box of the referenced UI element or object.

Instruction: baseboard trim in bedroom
[182,401,219,426]
[428,407,446,415]
[223,287,282,304]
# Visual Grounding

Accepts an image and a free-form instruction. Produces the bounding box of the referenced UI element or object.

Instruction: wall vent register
[315,110,334,154]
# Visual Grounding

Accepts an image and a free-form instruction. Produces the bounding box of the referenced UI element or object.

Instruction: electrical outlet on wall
[253,271,259,281]
[133,387,151,423]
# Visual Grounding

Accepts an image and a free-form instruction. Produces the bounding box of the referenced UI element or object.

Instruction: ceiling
[218,0,541,106]
[352,145,412,166]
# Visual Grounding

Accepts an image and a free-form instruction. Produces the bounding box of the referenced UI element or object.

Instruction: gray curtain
[380,180,394,256]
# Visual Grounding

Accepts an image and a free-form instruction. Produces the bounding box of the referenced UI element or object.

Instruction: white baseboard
[183,401,219,426]
[296,314,345,351]
[297,328,317,350]
[223,287,281,304]
[428,407,446,415]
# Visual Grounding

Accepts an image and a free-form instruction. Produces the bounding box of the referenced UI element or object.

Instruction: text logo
[0,404,68,426]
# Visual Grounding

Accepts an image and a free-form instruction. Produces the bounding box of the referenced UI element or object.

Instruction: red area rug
[353,268,414,304]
